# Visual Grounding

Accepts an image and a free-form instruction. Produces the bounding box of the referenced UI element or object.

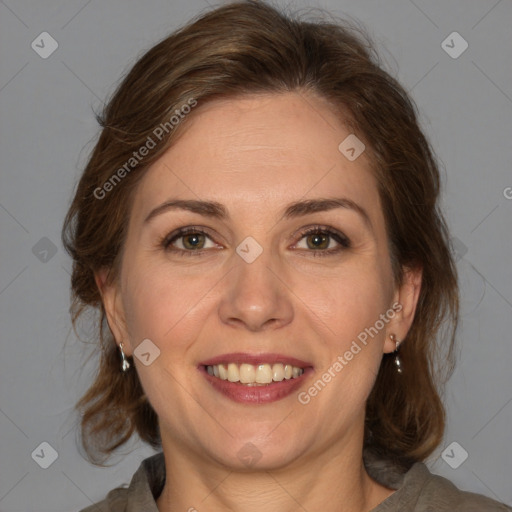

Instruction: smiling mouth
[204,362,305,386]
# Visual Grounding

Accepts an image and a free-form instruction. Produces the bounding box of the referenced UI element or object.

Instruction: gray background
[0,0,511,510]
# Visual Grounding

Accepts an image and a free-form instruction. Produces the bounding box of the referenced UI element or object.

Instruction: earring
[389,334,402,374]
[119,342,130,372]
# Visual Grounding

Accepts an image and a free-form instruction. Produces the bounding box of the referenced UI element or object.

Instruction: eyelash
[159,225,351,258]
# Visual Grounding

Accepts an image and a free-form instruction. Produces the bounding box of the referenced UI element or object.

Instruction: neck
[156,431,395,512]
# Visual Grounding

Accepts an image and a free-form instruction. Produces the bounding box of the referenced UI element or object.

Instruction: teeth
[206,362,304,385]
[227,363,239,382]
[239,363,256,383]
[256,364,272,384]
[272,363,285,382]
[218,363,228,380]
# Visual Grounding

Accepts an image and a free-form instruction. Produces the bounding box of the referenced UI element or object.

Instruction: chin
[206,431,306,471]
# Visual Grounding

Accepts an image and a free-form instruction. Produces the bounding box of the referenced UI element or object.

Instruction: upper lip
[199,352,313,368]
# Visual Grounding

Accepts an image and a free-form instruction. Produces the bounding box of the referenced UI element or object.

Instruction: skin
[97,91,422,512]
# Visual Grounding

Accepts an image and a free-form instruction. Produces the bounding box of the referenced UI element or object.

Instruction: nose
[218,249,294,332]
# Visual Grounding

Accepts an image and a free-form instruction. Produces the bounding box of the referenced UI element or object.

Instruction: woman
[62,1,511,511]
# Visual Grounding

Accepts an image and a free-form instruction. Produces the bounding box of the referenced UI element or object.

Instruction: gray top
[80,451,511,511]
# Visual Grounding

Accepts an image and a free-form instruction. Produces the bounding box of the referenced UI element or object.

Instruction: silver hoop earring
[119,342,131,372]
[389,334,402,374]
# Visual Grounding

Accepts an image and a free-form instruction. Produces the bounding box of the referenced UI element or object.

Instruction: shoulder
[364,452,511,512]
[407,463,511,511]
[78,452,165,512]
[78,488,127,512]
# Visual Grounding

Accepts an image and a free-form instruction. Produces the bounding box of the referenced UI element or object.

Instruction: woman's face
[100,92,420,470]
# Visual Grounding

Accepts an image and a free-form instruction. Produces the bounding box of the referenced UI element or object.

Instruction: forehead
[131,92,380,223]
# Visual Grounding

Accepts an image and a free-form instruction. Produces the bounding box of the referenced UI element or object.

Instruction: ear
[383,265,422,354]
[94,267,132,355]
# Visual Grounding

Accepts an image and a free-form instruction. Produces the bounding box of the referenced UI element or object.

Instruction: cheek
[296,262,391,337]
[120,260,219,347]
[295,261,392,401]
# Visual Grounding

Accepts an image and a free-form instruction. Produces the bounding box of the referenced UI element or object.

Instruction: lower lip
[200,366,313,404]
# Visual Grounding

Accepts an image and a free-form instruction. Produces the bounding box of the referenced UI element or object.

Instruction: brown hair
[62,0,458,468]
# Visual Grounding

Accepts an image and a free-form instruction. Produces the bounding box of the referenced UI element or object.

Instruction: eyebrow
[144,197,372,230]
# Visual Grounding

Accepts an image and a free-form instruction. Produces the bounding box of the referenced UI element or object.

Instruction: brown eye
[306,233,330,250]
[294,226,350,257]
[180,232,206,250]
[161,227,217,255]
